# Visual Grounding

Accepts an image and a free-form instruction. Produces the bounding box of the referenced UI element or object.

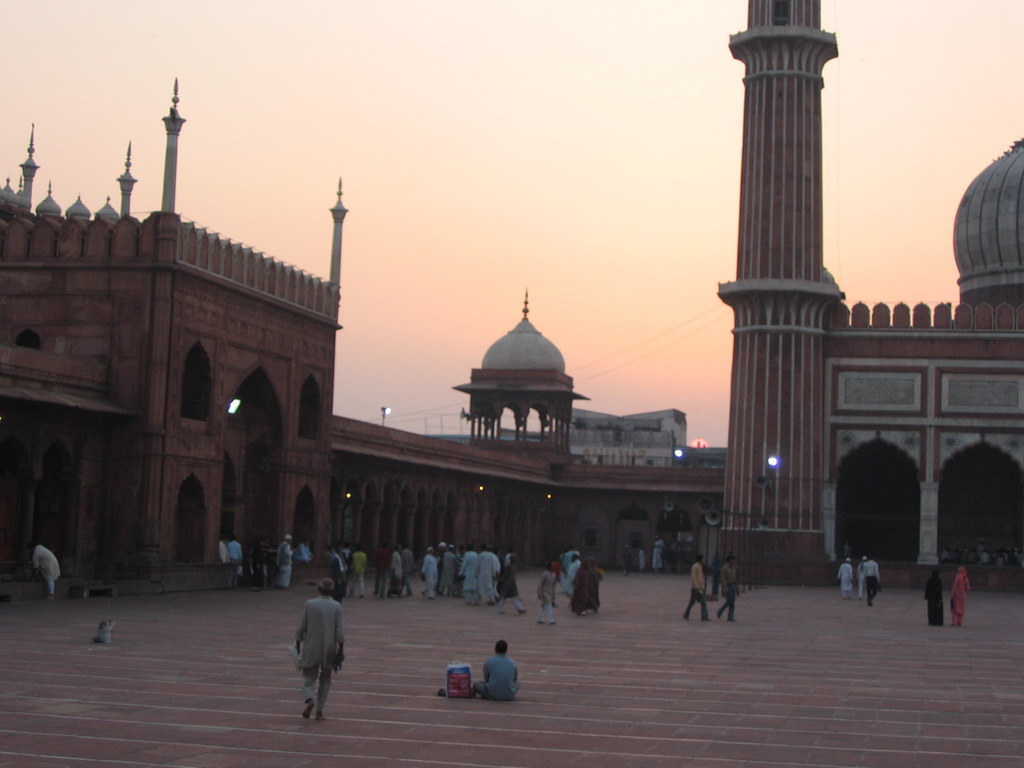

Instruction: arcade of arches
[834,438,1023,562]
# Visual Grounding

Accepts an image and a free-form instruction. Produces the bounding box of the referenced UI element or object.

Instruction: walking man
[862,556,881,606]
[683,553,709,621]
[716,554,738,621]
[837,557,854,599]
[295,578,345,721]
[276,535,293,588]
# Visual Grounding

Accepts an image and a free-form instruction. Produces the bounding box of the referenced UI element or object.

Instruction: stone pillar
[917,481,939,564]
[822,481,837,561]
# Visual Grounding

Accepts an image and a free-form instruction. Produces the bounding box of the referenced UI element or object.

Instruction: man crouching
[295,578,345,720]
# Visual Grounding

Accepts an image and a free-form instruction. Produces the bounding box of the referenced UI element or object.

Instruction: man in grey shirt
[472,640,519,701]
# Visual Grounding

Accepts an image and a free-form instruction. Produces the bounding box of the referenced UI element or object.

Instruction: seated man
[472,640,519,701]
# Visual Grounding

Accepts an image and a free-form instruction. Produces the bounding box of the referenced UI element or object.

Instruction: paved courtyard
[2,571,1023,768]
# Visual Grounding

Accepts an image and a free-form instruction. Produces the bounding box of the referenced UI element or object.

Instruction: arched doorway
[0,437,29,562]
[220,452,237,539]
[939,443,1022,554]
[836,439,920,561]
[226,368,283,542]
[175,475,206,562]
[33,443,74,561]
[293,487,315,549]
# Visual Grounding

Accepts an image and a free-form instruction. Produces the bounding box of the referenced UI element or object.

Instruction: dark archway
[181,343,211,421]
[33,442,74,561]
[293,486,315,549]
[298,375,321,440]
[0,437,29,562]
[836,439,920,561]
[175,475,206,562]
[939,443,1022,553]
[15,328,41,349]
[226,368,283,541]
[220,452,237,539]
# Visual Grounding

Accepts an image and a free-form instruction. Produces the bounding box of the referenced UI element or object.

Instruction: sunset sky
[4,1,1023,446]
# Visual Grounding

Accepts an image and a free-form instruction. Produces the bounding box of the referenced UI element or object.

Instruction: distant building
[570,408,686,467]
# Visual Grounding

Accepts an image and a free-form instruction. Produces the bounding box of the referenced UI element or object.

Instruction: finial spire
[117,141,137,217]
[329,176,349,286]
[160,79,186,213]
[19,123,39,210]
[522,289,530,320]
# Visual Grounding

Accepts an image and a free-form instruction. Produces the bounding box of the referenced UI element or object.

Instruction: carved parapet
[176,220,336,320]
[834,300,1024,331]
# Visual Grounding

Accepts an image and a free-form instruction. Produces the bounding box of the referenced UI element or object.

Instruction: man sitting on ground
[472,640,519,701]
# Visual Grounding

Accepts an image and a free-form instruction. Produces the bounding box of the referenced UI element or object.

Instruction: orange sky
[3,1,1023,446]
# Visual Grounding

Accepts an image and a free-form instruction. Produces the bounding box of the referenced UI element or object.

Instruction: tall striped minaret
[718,0,840,555]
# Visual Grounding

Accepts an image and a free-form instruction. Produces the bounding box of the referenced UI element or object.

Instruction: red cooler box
[445,662,472,698]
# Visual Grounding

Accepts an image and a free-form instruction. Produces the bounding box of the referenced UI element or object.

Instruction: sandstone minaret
[719,0,840,555]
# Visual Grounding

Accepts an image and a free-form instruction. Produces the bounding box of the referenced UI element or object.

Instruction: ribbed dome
[481,315,565,372]
[95,197,119,223]
[35,188,61,217]
[66,196,90,220]
[954,139,1024,305]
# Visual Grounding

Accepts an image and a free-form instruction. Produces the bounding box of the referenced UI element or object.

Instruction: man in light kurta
[295,578,345,720]
[460,545,480,605]
[438,544,456,596]
[29,542,60,599]
[421,547,439,598]
[837,558,854,599]
[477,545,500,605]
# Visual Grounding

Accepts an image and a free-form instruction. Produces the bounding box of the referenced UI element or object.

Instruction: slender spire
[329,176,349,285]
[160,79,186,213]
[19,124,39,210]
[522,289,530,320]
[117,141,137,217]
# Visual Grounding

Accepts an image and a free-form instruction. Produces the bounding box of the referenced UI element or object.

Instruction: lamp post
[380,406,391,426]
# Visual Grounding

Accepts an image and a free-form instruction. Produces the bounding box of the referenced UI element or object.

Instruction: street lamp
[380,406,391,426]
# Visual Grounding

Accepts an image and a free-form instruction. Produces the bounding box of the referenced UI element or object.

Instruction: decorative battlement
[0,208,338,320]
[831,301,1024,332]
[178,221,338,320]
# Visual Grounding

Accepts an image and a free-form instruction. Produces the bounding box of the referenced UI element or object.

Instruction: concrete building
[570,408,686,468]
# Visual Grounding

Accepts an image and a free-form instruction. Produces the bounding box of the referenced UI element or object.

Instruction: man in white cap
[277,534,294,588]
[837,557,854,600]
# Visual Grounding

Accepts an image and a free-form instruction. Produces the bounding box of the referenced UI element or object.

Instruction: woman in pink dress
[951,566,970,626]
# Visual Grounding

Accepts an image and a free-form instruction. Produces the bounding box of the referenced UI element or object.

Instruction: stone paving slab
[1,572,1023,767]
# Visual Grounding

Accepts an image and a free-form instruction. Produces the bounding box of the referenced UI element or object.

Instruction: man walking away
[295,578,345,721]
[716,555,738,621]
[683,554,709,621]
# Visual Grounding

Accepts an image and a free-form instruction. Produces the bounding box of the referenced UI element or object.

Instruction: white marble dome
[481,315,565,372]
[954,139,1024,304]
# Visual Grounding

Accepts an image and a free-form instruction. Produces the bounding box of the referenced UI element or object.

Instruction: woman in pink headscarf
[950,566,970,626]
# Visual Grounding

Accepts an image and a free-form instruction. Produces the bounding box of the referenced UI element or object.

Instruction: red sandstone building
[2,3,1021,595]
[720,0,1024,581]
[0,93,720,594]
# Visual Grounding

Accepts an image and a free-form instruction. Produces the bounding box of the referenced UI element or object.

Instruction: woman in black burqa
[924,568,943,626]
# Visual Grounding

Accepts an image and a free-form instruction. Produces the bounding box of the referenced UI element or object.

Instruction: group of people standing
[836,555,881,605]
[925,566,971,627]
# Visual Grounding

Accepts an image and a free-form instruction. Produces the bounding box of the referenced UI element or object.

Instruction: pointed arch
[293,486,316,549]
[175,474,206,562]
[938,443,1023,554]
[0,437,30,562]
[298,374,321,440]
[33,442,74,561]
[181,342,212,421]
[15,329,41,349]
[835,438,920,561]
